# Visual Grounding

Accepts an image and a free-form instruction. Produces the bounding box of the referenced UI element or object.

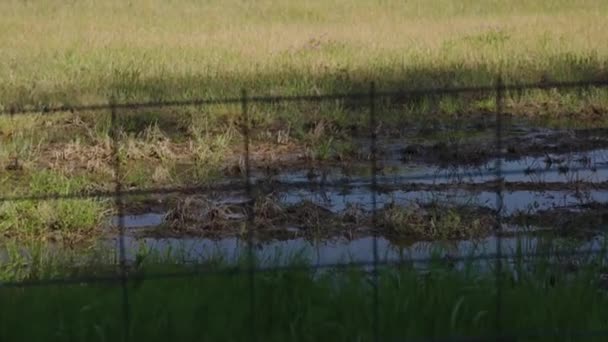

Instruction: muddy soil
[112,192,608,244]
[396,127,608,167]
[103,124,608,256]
[236,126,608,173]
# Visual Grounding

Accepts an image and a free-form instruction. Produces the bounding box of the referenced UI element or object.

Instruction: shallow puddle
[103,232,608,268]
[110,213,165,228]
[99,132,608,268]
[252,148,608,187]
[281,188,608,214]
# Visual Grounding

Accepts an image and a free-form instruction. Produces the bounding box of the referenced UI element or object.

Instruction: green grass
[1,0,607,105]
[379,204,492,240]
[1,253,608,341]
[0,170,110,242]
[1,0,608,128]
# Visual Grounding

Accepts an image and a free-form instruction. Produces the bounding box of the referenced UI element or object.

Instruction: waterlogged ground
[98,123,608,265]
[1,119,607,269]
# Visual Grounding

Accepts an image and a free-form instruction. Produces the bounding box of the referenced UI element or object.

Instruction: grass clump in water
[379,202,493,240]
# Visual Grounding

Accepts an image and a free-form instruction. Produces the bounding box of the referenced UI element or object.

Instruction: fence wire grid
[2,77,608,342]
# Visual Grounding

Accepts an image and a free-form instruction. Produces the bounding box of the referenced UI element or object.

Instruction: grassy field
[1,0,608,104]
[2,3,608,340]
[2,254,608,341]
[1,0,608,242]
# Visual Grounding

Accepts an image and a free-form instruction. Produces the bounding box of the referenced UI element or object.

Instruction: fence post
[494,74,505,340]
[241,89,257,342]
[110,98,131,342]
[369,81,379,342]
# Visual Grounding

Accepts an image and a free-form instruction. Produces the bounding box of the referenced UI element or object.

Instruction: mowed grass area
[1,0,608,242]
[2,256,608,341]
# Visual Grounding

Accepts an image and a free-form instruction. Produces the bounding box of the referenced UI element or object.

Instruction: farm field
[1,1,608,340]
[0,0,607,243]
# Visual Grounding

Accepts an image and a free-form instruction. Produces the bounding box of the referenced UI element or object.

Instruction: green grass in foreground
[1,255,608,342]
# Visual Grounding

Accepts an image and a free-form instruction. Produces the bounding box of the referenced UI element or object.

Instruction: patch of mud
[510,202,608,235]
[116,196,608,247]
[116,185,608,242]
[246,147,608,193]
[395,127,608,167]
[238,126,608,174]
[124,196,531,242]
[161,197,248,236]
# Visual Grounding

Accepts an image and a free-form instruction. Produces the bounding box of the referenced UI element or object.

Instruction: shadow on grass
[2,54,607,110]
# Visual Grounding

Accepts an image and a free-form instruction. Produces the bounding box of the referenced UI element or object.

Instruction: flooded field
[100,123,608,266]
[1,120,606,270]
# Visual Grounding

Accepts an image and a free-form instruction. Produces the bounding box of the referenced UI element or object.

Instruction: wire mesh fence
[2,76,608,341]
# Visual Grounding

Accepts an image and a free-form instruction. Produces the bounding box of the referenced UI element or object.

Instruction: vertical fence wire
[241,89,257,342]
[110,99,131,342]
[494,75,505,340]
[369,82,379,341]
